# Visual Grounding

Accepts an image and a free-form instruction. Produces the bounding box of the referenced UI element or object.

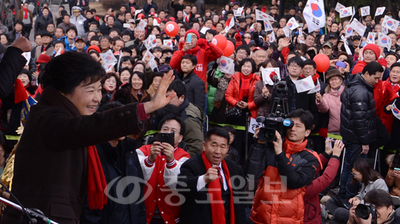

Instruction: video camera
[256,76,293,142]
[355,203,377,224]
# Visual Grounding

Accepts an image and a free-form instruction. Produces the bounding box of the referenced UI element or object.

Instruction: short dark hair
[101,72,121,89]
[239,58,256,73]
[287,56,304,68]
[364,189,393,208]
[168,80,186,97]
[54,40,66,48]
[222,125,236,137]
[41,52,105,94]
[236,44,250,55]
[303,59,317,69]
[288,109,314,130]
[362,61,384,75]
[158,114,186,135]
[181,54,197,66]
[63,14,70,20]
[204,127,230,144]
[129,71,146,89]
[391,62,400,71]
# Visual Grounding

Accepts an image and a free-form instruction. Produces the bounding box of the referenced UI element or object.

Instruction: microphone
[256,116,266,123]
[272,75,278,83]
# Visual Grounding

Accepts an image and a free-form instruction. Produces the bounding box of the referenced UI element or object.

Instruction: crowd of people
[1,0,400,223]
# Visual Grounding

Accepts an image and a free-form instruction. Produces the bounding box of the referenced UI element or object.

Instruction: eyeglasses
[351,172,360,177]
[303,68,315,72]
[244,36,251,39]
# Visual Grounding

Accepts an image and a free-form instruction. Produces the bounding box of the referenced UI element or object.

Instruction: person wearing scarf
[177,127,247,224]
[17,3,33,35]
[0,52,176,224]
[247,109,320,224]
[225,58,260,121]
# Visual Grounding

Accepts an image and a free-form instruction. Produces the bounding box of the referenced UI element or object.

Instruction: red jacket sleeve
[225,79,238,107]
[169,49,186,71]
[304,156,340,200]
[205,43,224,63]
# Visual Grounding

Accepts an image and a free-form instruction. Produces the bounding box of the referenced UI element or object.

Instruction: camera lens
[355,204,370,220]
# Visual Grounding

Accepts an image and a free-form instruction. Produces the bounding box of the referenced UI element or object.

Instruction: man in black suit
[177,128,247,224]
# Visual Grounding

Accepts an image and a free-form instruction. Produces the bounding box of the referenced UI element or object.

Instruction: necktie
[215,167,223,182]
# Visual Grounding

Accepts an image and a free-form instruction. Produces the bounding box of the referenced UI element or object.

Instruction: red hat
[137,13,145,19]
[363,43,380,60]
[378,58,388,68]
[184,29,200,41]
[169,17,176,22]
[36,54,51,64]
[86,45,101,54]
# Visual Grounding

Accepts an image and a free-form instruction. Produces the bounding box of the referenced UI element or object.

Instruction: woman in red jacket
[225,58,260,124]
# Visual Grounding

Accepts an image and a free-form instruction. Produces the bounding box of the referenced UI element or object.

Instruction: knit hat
[36,54,51,64]
[363,44,380,60]
[86,45,101,54]
[184,29,200,41]
[326,67,344,80]
[378,58,388,68]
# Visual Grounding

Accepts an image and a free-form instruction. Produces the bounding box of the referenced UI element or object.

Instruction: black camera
[257,116,294,142]
[355,203,377,223]
[257,77,292,142]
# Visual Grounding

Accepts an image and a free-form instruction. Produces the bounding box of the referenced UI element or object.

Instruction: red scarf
[86,145,108,210]
[283,138,322,169]
[239,72,253,100]
[201,151,235,224]
[23,7,29,19]
[300,73,320,84]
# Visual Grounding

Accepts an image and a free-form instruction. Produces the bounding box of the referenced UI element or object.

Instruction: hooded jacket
[170,30,223,92]
[340,73,377,144]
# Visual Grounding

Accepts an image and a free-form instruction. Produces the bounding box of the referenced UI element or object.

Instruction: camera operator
[348,189,400,224]
[245,109,320,224]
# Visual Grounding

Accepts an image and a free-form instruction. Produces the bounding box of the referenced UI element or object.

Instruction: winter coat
[34,15,53,36]
[225,72,260,118]
[0,86,147,223]
[304,153,340,224]
[177,71,205,111]
[254,80,273,117]
[70,14,86,36]
[80,138,146,224]
[6,30,29,42]
[340,73,377,145]
[178,99,205,157]
[0,47,26,99]
[315,85,344,132]
[170,39,223,92]
[355,178,389,202]
[247,142,319,224]
[375,80,399,134]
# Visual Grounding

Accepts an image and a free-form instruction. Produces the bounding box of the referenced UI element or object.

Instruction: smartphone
[156,133,175,146]
[394,168,400,171]
[123,23,130,28]
[186,34,192,43]
[336,61,346,68]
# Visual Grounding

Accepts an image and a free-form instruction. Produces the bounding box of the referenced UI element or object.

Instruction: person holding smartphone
[136,115,190,224]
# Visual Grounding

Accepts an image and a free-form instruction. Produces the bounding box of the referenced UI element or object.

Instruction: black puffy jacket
[340,73,377,145]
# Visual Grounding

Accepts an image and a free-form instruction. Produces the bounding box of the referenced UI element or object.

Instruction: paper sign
[360,6,370,17]
[217,56,235,75]
[22,52,31,66]
[293,75,315,93]
[375,7,385,16]
[287,17,300,30]
[340,7,353,18]
[261,67,280,86]
[100,50,117,71]
[335,2,345,13]
[383,15,400,32]
[200,26,210,34]
[163,39,173,49]
[249,117,264,134]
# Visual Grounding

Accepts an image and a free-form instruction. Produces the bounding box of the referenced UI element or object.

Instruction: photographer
[348,189,400,224]
[245,109,320,224]
[136,114,190,224]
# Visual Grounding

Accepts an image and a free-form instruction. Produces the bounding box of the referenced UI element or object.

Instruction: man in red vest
[136,115,190,224]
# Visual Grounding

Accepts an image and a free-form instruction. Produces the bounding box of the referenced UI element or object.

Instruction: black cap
[352,35,361,41]
[327,32,339,40]
[75,36,86,42]
[239,18,246,23]
[40,31,53,37]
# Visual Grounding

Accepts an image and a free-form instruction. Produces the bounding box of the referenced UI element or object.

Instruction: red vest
[138,144,190,224]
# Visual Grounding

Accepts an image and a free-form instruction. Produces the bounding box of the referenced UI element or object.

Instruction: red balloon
[212,34,227,50]
[165,21,179,37]
[223,41,235,57]
[313,54,330,72]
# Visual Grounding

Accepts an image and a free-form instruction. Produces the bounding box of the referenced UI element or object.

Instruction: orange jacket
[225,72,260,118]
